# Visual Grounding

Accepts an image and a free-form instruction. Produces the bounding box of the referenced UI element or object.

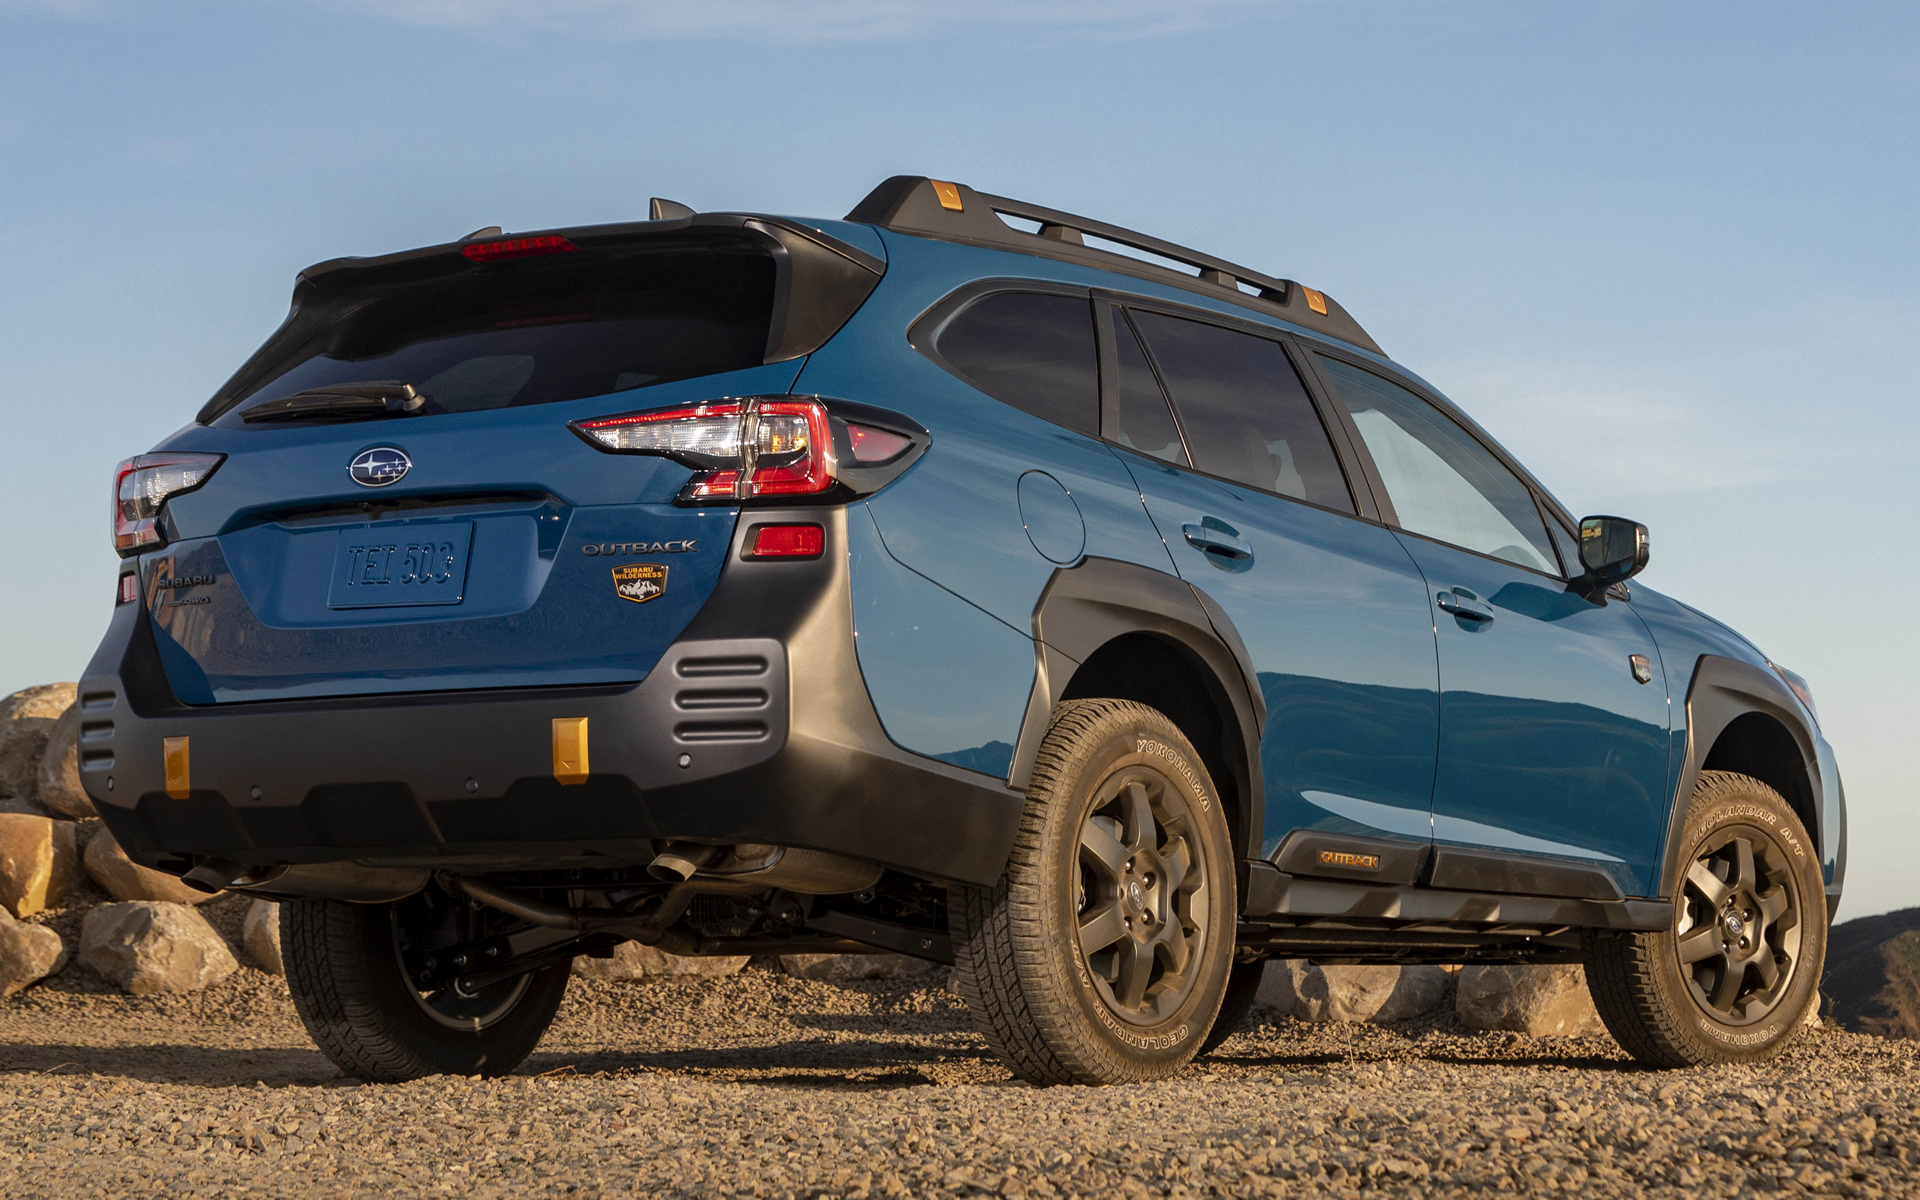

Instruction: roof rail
[846,176,1382,355]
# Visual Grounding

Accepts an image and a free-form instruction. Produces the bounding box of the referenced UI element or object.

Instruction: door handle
[1436,591,1494,622]
[1182,521,1253,563]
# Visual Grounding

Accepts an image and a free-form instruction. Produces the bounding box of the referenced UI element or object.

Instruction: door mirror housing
[1577,515,1649,589]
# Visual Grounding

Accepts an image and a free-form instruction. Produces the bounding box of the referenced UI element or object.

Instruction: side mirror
[1578,515,1649,589]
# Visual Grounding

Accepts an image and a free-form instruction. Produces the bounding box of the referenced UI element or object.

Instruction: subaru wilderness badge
[348,447,411,487]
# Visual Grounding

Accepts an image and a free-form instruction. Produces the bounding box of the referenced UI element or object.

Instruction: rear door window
[1128,310,1354,513]
[935,292,1100,436]
[1315,355,1558,574]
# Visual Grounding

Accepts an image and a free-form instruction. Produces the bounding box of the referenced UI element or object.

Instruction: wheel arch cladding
[1014,558,1265,866]
[1662,655,1827,898]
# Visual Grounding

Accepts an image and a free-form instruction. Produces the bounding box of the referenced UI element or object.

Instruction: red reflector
[749,524,824,558]
[460,235,577,262]
[846,423,913,463]
[118,574,139,605]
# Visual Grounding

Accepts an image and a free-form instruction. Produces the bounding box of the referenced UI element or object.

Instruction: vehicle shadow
[0,1041,343,1088]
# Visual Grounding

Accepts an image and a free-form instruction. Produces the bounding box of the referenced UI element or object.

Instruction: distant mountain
[1824,907,1920,1038]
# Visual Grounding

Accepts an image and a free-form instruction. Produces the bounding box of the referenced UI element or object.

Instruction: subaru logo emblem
[348,447,411,488]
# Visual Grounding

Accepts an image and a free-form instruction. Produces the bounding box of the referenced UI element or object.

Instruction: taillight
[112,452,224,556]
[572,396,837,504]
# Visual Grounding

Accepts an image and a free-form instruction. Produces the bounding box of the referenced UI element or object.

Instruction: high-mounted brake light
[112,452,224,556]
[572,396,837,504]
[460,235,577,262]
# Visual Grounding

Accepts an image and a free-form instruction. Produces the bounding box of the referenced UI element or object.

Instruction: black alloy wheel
[1076,768,1213,1027]
[1675,827,1803,1026]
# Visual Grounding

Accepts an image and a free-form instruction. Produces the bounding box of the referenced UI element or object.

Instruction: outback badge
[612,563,667,604]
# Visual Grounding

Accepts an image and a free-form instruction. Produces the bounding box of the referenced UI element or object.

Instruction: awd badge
[612,563,667,604]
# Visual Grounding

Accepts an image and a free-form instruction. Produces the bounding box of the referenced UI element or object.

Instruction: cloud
[320,0,1278,41]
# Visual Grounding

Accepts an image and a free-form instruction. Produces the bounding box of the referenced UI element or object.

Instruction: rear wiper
[240,382,425,424]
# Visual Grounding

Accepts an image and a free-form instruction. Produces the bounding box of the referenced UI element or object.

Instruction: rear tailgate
[134,220,879,704]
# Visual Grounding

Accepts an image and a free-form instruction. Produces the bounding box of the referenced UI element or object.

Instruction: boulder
[82,828,216,905]
[0,905,66,998]
[1257,960,1452,1023]
[243,899,284,975]
[571,941,748,981]
[35,706,93,820]
[1457,964,1604,1036]
[0,813,78,918]
[79,901,238,995]
[779,952,938,983]
[0,684,76,800]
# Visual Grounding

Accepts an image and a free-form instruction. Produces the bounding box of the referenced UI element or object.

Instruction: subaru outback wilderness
[82,177,1845,1084]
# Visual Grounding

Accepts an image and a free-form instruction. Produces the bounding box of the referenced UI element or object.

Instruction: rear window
[933,292,1100,435]
[207,248,776,423]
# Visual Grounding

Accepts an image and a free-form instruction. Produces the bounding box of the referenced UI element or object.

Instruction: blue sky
[1,0,1914,919]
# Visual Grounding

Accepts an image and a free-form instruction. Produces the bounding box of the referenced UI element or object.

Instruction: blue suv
[82,177,1845,1084]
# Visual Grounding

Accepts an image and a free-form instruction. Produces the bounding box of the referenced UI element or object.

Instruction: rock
[1457,964,1603,1036]
[0,904,66,998]
[779,953,938,983]
[243,899,283,975]
[82,827,216,905]
[79,901,238,995]
[1824,907,1920,1038]
[0,684,76,800]
[1256,960,1451,1023]
[34,706,93,820]
[571,941,748,981]
[0,813,78,918]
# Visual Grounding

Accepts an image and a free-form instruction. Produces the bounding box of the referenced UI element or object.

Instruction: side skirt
[1237,861,1672,964]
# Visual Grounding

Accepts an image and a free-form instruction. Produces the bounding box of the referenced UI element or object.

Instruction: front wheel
[1583,770,1826,1067]
[951,699,1236,1085]
[282,886,570,1083]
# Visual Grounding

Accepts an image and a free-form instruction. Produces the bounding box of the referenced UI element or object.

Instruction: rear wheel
[1584,770,1825,1067]
[951,699,1236,1085]
[282,885,570,1082]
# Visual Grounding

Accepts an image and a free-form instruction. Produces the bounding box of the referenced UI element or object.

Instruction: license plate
[327,523,473,609]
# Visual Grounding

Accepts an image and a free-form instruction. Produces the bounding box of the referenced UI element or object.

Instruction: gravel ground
[3,910,1917,1199]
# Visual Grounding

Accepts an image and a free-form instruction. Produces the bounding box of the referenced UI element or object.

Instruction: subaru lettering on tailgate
[327,522,473,608]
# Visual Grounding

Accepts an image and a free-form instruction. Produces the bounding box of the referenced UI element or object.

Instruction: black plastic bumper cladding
[79,508,1026,887]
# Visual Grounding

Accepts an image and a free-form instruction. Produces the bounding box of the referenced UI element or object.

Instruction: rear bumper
[79,506,1026,887]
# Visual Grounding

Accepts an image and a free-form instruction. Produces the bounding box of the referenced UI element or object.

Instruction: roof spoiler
[847,176,1382,356]
[198,211,886,423]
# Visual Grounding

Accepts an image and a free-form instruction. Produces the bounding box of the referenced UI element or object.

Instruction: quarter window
[1111,313,1187,465]
[1129,311,1353,512]
[1316,356,1558,574]
[935,292,1100,436]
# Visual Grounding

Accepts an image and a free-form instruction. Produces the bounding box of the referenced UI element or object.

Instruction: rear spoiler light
[570,395,926,506]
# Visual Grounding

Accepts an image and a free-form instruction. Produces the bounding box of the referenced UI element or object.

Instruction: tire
[951,699,1236,1085]
[282,891,571,1083]
[1583,770,1826,1067]
[1197,959,1267,1057]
